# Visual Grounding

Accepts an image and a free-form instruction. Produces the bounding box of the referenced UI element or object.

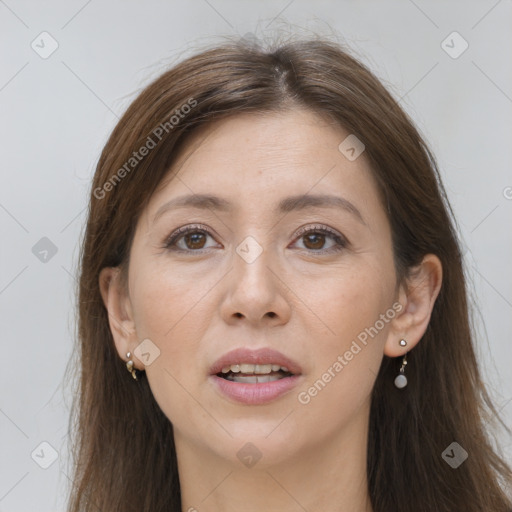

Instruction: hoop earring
[125,352,138,380]
[394,353,408,389]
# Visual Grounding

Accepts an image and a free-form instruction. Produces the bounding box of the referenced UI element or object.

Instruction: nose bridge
[233,233,274,298]
[222,232,288,324]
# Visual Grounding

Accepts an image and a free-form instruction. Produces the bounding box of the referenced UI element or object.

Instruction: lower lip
[210,374,301,405]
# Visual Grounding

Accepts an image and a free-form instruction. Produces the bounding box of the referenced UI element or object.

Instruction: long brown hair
[65,34,512,511]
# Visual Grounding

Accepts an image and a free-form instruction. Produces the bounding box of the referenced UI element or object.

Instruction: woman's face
[122,109,401,466]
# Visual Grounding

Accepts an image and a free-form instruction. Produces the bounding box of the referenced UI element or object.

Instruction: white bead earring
[394,352,408,389]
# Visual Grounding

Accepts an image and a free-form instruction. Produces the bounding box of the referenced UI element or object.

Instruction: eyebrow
[153,193,366,225]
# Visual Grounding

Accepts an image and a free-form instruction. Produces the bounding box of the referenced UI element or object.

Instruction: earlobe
[384,254,443,357]
[99,267,143,370]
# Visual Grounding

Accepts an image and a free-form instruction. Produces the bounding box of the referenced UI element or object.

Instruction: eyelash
[163,223,348,255]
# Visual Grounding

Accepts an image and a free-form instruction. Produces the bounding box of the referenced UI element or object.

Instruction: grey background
[1,1,511,510]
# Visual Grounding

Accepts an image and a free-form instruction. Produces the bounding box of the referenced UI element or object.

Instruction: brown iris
[184,232,207,250]
[302,233,326,250]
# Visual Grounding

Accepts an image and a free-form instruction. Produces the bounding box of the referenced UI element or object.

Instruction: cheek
[130,259,218,342]
[310,262,392,344]
[129,268,207,429]
[298,264,394,410]
[128,261,221,416]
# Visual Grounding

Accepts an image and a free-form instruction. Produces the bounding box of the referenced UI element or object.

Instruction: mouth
[209,348,302,405]
[216,363,294,383]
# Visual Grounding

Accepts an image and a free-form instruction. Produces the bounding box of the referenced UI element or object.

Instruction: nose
[220,240,292,328]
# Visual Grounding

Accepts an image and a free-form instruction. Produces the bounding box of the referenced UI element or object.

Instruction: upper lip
[210,347,303,376]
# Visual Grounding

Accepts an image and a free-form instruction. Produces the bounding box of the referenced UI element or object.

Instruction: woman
[66,35,512,511]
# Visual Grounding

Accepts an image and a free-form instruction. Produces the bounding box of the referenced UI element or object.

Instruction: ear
[99,266,144,370]
[384,254,443,357]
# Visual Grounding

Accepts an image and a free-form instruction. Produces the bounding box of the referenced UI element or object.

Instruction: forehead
[148,110,381,212]
[172,110,351,175]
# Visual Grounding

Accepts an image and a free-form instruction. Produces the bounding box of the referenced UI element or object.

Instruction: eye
[163,223,348,254]
[163,224,219,252]
[291,224,348,254]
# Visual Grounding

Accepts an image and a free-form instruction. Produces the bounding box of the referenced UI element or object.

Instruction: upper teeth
[220,364,289,374]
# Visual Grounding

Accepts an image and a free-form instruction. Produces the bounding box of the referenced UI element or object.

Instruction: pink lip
[211,374,302,405]
[209,347,303,405]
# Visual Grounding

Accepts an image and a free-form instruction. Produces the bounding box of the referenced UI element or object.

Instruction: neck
[175,408,373,512]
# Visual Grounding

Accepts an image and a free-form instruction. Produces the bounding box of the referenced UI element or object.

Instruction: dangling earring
[394,352,408,389]
[126,352,138,380]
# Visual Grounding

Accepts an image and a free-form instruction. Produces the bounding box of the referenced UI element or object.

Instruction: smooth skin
[100,109,442,512]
